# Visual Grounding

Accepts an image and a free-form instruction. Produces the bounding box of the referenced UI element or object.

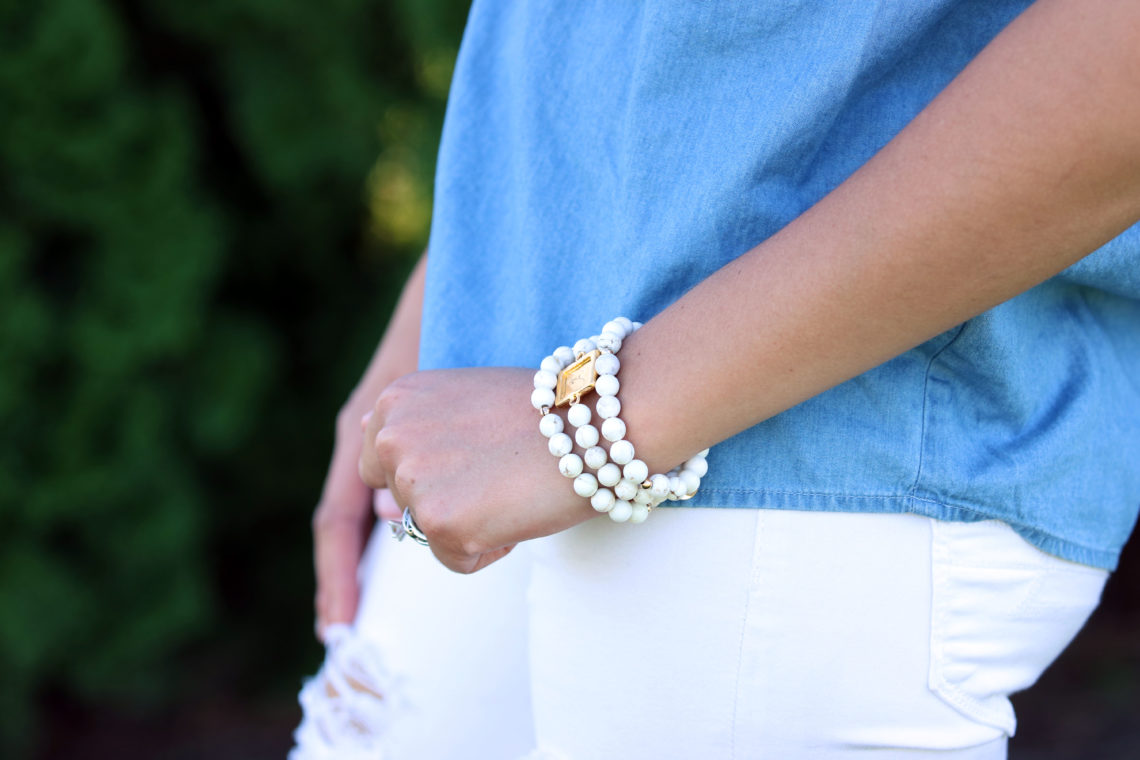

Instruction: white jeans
[291,510,1107,759]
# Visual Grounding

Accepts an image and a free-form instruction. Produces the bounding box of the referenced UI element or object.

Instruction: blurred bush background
[0,1,1136,758]
[0,0,466,756]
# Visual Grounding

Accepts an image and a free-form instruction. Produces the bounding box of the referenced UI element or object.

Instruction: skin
[312,254,425,640]
[355,0,1140,575]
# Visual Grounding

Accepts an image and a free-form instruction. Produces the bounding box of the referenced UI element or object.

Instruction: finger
[430,538,516,575]
[313,505,370,637]
[373,488,402,521]
[314,439,374,637]
[469,544,517,573]
[358,407,390,490]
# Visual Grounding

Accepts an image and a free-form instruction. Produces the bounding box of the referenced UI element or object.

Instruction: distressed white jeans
[291,510,1106,759]
[291,526,535,760]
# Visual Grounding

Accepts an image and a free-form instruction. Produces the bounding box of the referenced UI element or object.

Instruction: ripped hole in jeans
[290,624,405,760]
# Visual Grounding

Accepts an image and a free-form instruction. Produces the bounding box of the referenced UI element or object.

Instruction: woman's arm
[622,0,1140,473]
[360,0,1140,573]
[313,252,425,638]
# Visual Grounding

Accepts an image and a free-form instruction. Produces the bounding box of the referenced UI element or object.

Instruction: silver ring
[388,507,429,547]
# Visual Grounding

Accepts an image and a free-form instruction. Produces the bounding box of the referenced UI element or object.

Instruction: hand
[310,254,426,641]
[372,487,402,522]
[359,368,598,573]
[311,403,376,641]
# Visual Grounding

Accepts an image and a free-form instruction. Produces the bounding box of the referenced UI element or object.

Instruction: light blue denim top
[421,0,1140,570]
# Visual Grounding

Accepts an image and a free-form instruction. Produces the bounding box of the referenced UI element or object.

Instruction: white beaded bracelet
[533,317,710,523]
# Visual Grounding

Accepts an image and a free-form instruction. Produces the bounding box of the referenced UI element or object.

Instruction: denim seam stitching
[678,489,1116,556]
[699,488,910,498]
[909,323,969,497]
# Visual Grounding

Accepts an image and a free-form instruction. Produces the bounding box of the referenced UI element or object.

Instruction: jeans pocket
[927,520,1108,737]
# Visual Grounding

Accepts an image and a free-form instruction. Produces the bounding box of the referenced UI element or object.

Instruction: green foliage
[0,0,467,754]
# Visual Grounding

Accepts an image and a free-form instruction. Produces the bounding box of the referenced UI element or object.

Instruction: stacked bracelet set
[531,317,710,523]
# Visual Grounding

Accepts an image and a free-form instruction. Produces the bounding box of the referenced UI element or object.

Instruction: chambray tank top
[419,0,1140,569]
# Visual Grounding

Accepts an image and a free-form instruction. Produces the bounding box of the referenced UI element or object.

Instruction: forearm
[622,0,1140,472]
[341,252,427,422]
[314,255,426,630]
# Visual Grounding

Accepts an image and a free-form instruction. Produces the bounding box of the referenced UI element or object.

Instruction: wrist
[533,318,710,523]
[609,324,711,476]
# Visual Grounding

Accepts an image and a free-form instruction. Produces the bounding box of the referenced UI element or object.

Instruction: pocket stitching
[926,521,1018,735]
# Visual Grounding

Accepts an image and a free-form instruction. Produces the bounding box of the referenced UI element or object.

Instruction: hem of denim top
[672,488,1121,571]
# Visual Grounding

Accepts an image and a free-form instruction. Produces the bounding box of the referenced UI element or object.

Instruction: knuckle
[391,461,417,498]
[372,425,397,459]
[459,536,486,560]
[373,373,423,415]
[372,393,387,417]
[387,372,418,391]
[358,456,385,489]
[373,382,404,416]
